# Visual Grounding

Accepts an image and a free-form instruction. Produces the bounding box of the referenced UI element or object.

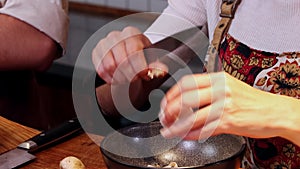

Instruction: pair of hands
[92,26,286,141]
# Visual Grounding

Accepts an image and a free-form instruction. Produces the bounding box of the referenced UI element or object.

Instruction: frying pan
[100,121,246,169]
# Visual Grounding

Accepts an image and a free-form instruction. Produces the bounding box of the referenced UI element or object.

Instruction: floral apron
[219,34,300,169]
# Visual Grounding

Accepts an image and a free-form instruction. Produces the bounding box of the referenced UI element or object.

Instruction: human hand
[92,26,150,84]
[92,26,167,84]
[159,71,287,140]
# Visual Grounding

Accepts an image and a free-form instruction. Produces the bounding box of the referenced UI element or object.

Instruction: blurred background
[0,0,168,130]
[61,0,168,67]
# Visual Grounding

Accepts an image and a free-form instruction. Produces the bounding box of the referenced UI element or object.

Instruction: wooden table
[0,116,107,169]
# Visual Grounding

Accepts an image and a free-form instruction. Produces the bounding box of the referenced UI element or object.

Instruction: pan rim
[100,142,246,169]
[100,122,246,169]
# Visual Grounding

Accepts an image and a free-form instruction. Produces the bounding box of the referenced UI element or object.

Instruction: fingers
[183,120,222,140]
[160,74,218,127]
[160,87,213,127]
[160,104,223,139]
[164,74,214,103]
[123,27,149,80]
[160,107,197,138]
[92,26,152,84]
[159,72,227,139]
[94,51,113,83]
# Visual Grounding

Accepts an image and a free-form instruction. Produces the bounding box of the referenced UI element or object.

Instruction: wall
[69,0,168,12]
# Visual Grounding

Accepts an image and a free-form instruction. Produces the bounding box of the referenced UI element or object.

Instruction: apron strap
[206,0,241,72]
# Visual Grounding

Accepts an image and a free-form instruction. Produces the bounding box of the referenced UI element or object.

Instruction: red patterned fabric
[219,34,300,169]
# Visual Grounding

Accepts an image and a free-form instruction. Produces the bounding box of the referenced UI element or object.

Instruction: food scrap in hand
[147,162,179,168]
[147,68,166,79]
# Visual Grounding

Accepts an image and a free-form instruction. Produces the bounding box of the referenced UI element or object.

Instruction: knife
[0,118,82,169]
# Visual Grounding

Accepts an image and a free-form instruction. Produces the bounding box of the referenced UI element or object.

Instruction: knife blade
[0,118,82,169]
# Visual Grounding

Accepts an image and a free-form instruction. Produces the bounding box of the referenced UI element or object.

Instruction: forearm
[275,94,300,146]
[96,80,147,117]
[246,87,300,146]
[96,75,170,117]
[0,14,60,71]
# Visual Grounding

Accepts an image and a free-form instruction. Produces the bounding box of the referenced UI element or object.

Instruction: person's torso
[219,33,300,169]
[205,0,300,54]
[205,1,300,168]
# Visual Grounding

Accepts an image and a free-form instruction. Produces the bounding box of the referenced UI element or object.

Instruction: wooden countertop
[0,116,107,169]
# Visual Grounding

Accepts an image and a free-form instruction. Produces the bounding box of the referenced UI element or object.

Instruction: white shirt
[0,0,69,53]
[145,0,300,53]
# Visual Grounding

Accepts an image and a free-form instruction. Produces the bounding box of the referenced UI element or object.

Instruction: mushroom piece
[163,162,179,168]
[147,162,179,168]
[59,156,86,169]
[147,68,166,79]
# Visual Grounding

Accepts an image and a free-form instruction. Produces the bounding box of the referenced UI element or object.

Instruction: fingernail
[160,128,173,138]
[158,109,166,127]
[158,108,164,118]
[161,98,167,108]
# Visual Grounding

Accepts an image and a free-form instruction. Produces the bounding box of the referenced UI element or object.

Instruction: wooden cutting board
[0,116,107,169]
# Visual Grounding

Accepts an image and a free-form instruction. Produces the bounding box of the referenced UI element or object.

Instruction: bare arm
[278,95,300,146]
[0,14,61,71]
[159,72,300,146]
[96,74,170,117]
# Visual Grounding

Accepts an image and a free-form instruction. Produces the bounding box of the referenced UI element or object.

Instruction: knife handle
[18,118,82,153]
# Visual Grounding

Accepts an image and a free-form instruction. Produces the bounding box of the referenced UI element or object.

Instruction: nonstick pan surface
[100,121,246,169]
